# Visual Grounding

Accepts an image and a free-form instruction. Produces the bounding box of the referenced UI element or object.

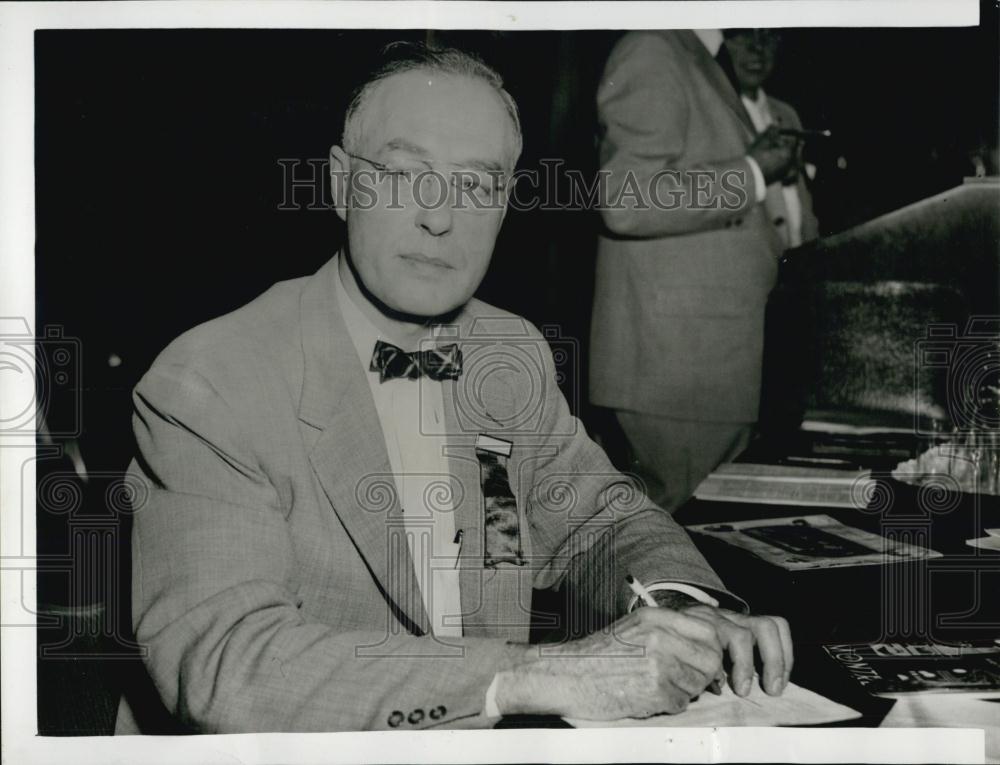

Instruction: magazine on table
[823,639,1000,697]
[686,513,942,570]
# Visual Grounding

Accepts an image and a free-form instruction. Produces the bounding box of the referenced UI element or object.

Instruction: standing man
[722,28,819,249]
[116,42,792,734]
[590,30,802,511]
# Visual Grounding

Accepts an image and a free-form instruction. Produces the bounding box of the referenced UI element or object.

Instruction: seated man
[116,42,792,734]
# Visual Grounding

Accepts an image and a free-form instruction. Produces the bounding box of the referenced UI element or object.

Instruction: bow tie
[369,339,463,383]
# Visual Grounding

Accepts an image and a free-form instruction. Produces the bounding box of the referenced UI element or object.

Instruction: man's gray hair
[342,41,523,169]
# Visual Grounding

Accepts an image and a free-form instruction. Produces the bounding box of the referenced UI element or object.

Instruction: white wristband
[626,582,720,613]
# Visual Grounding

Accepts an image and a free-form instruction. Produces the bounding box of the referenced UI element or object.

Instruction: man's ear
[329,145,350,223]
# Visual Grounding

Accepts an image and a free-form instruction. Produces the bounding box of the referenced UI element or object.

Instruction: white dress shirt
[741,88,805,247]
[335,262,464,640]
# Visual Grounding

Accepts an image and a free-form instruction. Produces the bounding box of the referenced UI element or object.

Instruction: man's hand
[494,607,724,720]
[682,605,794,697]
[748,125,801,186]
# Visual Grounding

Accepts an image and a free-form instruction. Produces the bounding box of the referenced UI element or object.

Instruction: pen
[625,573,659,608]
[453,529,463,569]
[626,573,725,695]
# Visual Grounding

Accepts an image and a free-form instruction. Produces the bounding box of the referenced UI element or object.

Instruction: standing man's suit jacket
[591,29,788,424]
[116,255,743,734]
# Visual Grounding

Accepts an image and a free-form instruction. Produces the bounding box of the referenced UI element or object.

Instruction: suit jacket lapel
[675,30,756,139]
[298,256,430,635]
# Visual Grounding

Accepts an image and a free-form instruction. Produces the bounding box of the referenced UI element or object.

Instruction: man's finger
[663,656,715,699]
[773,616,794,683]
[717,620,755,697]
[751,617,786,695]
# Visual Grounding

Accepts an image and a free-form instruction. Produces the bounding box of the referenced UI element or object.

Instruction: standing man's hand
[748,125,801,185]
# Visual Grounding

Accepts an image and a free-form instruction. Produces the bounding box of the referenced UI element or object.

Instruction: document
[564,680,860,728]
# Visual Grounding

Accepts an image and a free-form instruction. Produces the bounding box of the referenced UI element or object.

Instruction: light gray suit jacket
[591,30,787,423]
[116,255,743,734]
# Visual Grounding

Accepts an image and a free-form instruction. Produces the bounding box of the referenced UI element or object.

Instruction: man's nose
[414,192,454,236]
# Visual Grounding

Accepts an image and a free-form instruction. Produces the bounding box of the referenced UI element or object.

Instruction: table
[514,432,1000,761]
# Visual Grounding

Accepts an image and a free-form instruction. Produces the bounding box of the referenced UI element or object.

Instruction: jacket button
[735,218,743,226]
[725,220,733,228]
[429,705,447,720]
[408,709,425,725]
[387,710,404,728]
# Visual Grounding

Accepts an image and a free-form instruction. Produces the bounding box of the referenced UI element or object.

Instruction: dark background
[35,18,999,474]
[32,15,999,734]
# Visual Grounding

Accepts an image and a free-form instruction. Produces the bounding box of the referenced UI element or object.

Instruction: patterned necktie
[369,339,463,383]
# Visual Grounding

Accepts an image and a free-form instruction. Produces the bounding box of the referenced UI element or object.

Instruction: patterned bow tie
[369,339,463,383]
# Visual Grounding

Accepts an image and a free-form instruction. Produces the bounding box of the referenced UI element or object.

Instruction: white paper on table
[564,680,860,728]
[966,535,1000,551]
[881,693,1000,764]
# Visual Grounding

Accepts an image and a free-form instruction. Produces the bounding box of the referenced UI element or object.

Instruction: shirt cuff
[484,674,501,717]
[745,155,768,203]
[626,582,720,613]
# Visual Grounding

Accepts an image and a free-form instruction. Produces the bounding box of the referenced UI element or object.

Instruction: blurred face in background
[330,68,516,320]
[724,29,782,96]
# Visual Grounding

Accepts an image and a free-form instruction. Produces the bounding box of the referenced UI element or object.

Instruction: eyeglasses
[345,152,509,212]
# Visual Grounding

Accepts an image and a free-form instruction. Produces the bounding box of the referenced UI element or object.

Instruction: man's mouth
[399,253,455,270]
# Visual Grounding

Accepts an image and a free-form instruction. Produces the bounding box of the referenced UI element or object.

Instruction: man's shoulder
[613,29,686,54]
[600,30,695,97]
[143,273,311,391]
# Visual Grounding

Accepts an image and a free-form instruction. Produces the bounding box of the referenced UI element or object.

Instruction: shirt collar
[743,87,769,110]
[333,251,443,373]
[693,29,724,57]
[333,252,385,374]
[740,88,772,133]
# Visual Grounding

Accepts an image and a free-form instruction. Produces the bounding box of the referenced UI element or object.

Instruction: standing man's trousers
[614,412,752,512]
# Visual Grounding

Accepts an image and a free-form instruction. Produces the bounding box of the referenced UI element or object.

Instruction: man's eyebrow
[381,139,506,173]
[381,138,432,157]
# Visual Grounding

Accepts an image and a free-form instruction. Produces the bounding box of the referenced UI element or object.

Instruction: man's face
[331,69,514,318]
[724,30,780,94]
